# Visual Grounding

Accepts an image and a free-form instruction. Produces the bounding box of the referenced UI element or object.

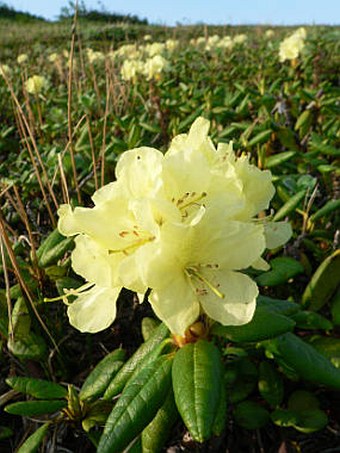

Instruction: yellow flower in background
[144,42,166,57]
[17,54,28,64]
[143,54,168,80]
[25,75,48,94]
[120,59,144,82]
[0,64,11,77]
[58,117,292,335]
[233,33,247,44]
[279,28,306,62]
[48,53,60,63]
[265,29,275,38]
[165,39,179,52]
[86,48,105,64]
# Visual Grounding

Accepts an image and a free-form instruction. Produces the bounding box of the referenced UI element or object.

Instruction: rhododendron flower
[25,75,48,94]
[58,117,292,335]
[279,28,306,62]
[17,54,28,64]
[143,55,168,80]
[120,59,144,82]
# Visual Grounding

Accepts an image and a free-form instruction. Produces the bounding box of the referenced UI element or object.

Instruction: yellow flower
[142,213,265,335]
[86,48,105,64]
[58,117,292,335]
[143,55,168,80]
[25,75,48,94]
[265,29,275,38]
[279,29,306,62]
[17,54,28,64]
[120,59,144,82]
[0,64,11,77]
[233,33,247,44]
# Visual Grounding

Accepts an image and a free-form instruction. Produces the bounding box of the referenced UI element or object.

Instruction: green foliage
[172,340,224,442]
[0,21,339,452]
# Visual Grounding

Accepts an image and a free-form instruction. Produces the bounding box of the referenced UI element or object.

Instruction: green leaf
[331,288,340,326]
[287,390,319,411]
[291,311,333,330]
[212,378,227,436]
[234,401,270,429]
[225,357,257,404]
[271,406,328,434]
[172,340,224,443]
[17,422,50,453]
[273,190,307,221]
[309,199,340,223]
[295,110,313,134]
[36,229,64,261]
[265,151,296,169]
[98,355,173,453]
[141,317,160,342]
[79,348,125,402]
[247,129,272,147]
[211,305,295,342]
[81,400,112,432]
[141,389,178,453]
[257,295,300,316]
[8,332,47,360]
[258,361,284,407]
[103,323,169,400]
[256,257,304,286]
[38,237,74,268]
[5,400,66,416]
[6,377,67,400]
[307,336,340,368]
[302,250,340,311]
[265,333,340,389]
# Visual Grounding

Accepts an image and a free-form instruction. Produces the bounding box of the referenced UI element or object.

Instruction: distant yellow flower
[48,53,60,63]
[120,59,144,82]
[143,55,168,80]
[17,54,28,64]
[0,64,11,77]
[144,42,166,57]
[25,75,48,94]
[86,48,105,64]
[265,29,275,38]
[165,39,179,52]
[233,33,247,44]
[279,28,306,62]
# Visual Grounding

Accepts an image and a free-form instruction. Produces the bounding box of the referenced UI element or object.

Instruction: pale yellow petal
[198,270,258,326]
[71,235,121,287]
[67,286,120,333]
[264,221,292,249]
[193,216,266,270]
[115,147,164,198]
[149,276,200,335]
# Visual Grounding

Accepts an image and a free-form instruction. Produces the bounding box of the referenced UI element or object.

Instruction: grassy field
[0,18,340,452]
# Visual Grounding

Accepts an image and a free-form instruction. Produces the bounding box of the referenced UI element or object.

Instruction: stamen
[44,282,95,304]
[186,267,225,299]
[176,192,207,210]
[109,235,155,255]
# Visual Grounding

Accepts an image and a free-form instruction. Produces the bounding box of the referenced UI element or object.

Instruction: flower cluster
[25,75,48,95]
[190,33,247,52]
[58,118,291,336]
[279,27,307,62]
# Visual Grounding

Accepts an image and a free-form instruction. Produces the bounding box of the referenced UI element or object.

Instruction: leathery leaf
[172,340,224,443]
[103,322,169,400]
[97,355,173,453]
[79,348,125,401]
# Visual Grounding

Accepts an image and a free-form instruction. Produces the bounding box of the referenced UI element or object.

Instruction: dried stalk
[67,4,82,204]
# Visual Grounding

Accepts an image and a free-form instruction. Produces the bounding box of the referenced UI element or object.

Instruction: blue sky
[7,0,340,25]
